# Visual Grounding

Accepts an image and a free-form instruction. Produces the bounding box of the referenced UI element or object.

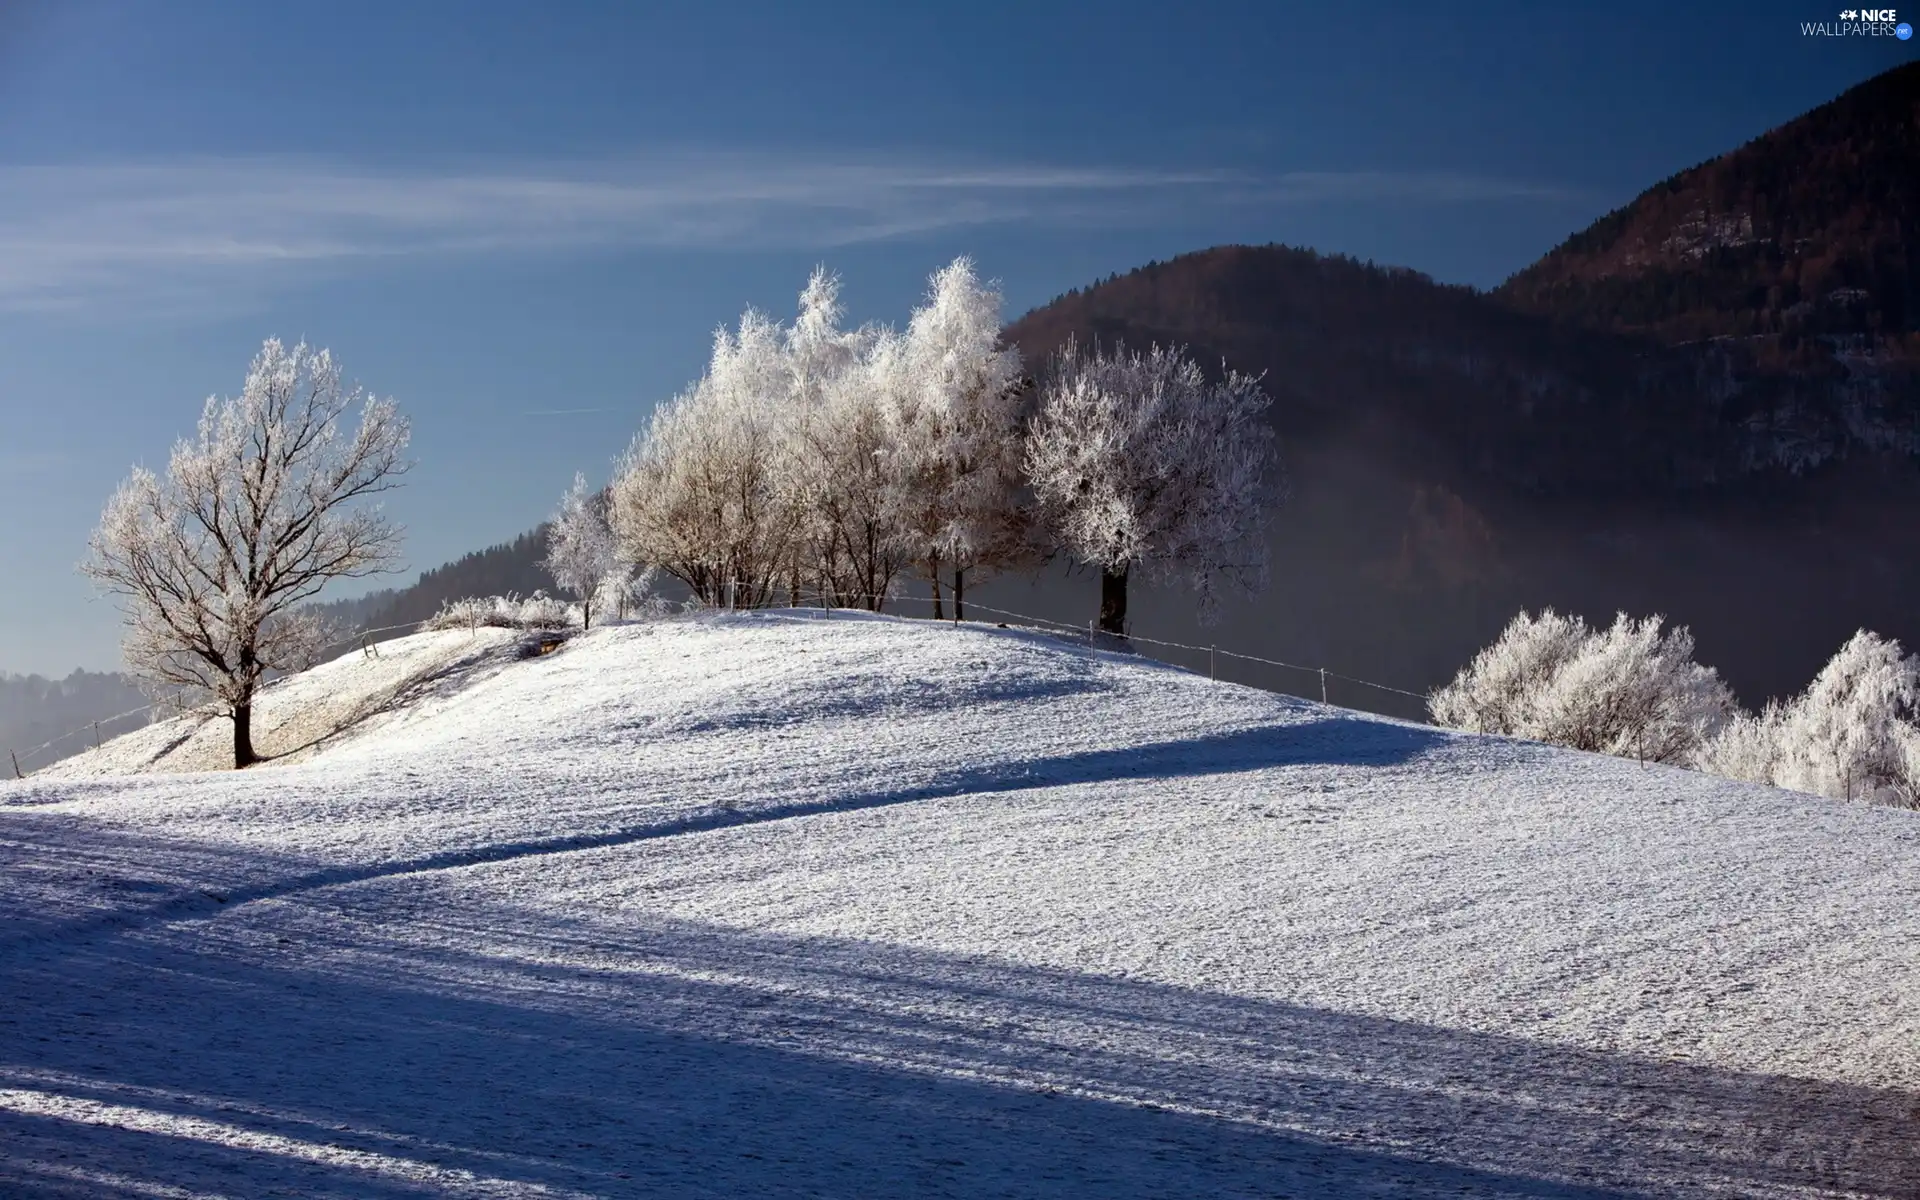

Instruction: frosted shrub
[1776,631,1919,804]
[1700,630,1920,806]
[1428,609,1589,736]
[424,593,579,632]
[1693,703,1787,785]
[1431,609,1734,766]
[1895,725,1920,810]
[595,566,671,622]
[1533,614,1736,764]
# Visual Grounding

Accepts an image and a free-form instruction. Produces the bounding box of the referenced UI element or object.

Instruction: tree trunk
[1098,564,1129,637]
[582,598,592,630]
[232,702,256,770]
[952,567,965,623]
[929,556,944,621]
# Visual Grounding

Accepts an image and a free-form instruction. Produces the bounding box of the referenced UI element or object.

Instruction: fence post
[1210,645,1216,680]
[1319,668,1328,705]
[93,722,101,750]
[9,750,20,780]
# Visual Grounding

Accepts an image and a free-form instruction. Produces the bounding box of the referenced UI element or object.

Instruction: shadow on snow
[7,896,1911,1198]
[0,715,1449,949]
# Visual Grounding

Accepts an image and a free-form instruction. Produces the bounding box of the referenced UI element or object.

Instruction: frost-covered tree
[610,310,797,608]
[787,332,914,610]
[1698,630,1920,806]
[775,268,908,610]
[596,564,668,622]
[1431,609,1735,766]
[543,473,624,629]
[611,259,1034,619]
[82,339,410,768]
[884,258,1026,619]
[1537,614,1736,763]
[1026,340,1276,636]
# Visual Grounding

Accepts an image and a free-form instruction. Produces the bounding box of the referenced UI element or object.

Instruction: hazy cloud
[0,155,1581,311]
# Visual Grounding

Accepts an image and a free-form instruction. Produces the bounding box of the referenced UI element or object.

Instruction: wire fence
[728,585,1433,706]
[7,593,1437,779]
[6,620,428,778]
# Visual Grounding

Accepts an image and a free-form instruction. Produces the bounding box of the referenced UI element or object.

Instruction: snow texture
[4,613,1917,1197]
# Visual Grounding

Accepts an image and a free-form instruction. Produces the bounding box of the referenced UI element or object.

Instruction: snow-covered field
[3,612,1917,1197]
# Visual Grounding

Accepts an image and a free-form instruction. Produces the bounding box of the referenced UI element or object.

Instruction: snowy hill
[3,612,1916,1197]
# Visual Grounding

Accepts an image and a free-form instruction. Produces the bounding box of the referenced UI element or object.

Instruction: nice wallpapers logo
[1803,8,1913,36]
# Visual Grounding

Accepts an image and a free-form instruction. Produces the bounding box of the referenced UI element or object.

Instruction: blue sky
[0,0,1909,676]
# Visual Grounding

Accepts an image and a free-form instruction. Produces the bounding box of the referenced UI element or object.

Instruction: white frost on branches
[82,338,410,767]
[543,473,624,628]
[1026,340,1276,625]
[884,258,1027,611]
[605,261,1288,632]
[609,259,1027,615]
[778,268,904,609]
[1429,609,1735,766]
[1697,630,1920,807]
[610,309,797,608]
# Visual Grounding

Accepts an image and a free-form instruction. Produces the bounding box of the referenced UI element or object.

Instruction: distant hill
[1,670,152,775]
[979,65,1920,714]
[358,527,553,632]
[1001,251,1920,712]
[1502,62,1920,357]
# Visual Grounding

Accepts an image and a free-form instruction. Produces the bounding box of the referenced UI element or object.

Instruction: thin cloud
[0,155,1580,311]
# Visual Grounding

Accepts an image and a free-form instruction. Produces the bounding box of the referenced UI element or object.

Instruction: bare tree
[82,339,411,768]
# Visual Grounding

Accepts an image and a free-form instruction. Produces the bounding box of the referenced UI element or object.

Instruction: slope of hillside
[35,627,536,778]
[3,614,1915,1196]
[1501,62,1920,353]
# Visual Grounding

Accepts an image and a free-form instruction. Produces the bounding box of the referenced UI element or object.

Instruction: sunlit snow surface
[3,612,1917,1197]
